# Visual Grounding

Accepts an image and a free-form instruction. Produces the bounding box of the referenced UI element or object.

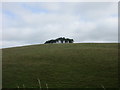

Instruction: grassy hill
[2,43,118,88]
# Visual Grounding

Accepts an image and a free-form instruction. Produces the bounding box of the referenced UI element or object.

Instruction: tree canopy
[44,37,74,44]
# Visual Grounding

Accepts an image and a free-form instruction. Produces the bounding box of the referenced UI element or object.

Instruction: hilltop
[2,43,118,88]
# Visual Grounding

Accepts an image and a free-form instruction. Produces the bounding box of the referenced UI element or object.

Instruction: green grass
[2,43,118,88]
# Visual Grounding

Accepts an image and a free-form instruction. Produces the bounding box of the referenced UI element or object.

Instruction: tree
[65,39,68,43]
[65,38,70,43]
[44,37,74,44]
[69,39,74,43]
[50,40,56,43]
[57,37,63,43]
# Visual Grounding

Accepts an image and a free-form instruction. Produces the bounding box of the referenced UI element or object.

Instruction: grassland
[2,43,118,88]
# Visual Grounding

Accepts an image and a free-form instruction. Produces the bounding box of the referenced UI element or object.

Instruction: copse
[44,37,74,44]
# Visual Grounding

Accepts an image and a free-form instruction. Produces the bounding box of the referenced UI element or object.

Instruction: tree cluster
[44,37,74,44]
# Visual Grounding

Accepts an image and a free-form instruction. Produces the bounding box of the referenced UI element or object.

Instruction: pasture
[2,43,118,88]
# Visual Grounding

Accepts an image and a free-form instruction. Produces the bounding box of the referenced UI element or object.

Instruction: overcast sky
[1,2,118,48]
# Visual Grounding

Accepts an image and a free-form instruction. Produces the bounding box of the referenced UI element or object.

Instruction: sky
[1,2,118,48]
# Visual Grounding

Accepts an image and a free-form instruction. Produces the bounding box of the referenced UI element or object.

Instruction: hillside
[2,43,118,88]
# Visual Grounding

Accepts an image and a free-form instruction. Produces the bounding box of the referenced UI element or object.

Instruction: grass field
[2,43,118,88]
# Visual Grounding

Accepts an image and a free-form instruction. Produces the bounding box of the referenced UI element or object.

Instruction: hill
[2,43,118,88]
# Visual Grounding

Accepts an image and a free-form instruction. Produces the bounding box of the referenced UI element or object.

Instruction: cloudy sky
[1,2,118,48]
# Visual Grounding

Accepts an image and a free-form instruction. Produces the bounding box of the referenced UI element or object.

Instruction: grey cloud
[2,2,118,48]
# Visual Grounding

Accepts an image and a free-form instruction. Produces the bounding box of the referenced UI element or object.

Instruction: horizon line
[1,41,119,49]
